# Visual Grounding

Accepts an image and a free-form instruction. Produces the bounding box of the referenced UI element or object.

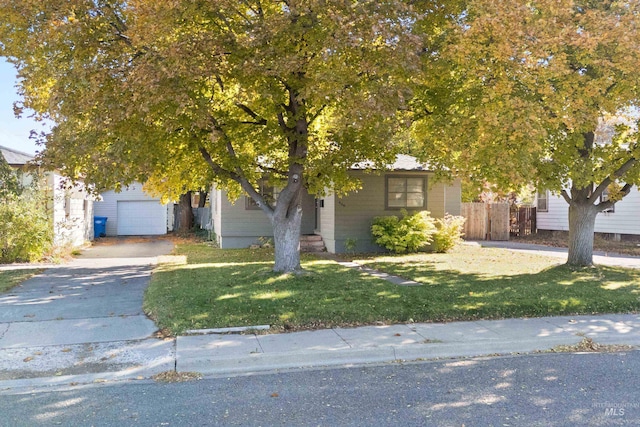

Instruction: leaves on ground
[152,371,202,383]
[549,337,635,353]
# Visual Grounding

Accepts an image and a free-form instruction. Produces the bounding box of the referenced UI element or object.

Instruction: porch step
[300,234,326,252]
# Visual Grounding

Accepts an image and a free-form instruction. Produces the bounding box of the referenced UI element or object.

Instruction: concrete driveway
[0,238,176,381]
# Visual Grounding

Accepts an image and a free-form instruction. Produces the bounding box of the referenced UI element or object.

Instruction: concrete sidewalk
[175,314,640,377]
[4,313,639,391]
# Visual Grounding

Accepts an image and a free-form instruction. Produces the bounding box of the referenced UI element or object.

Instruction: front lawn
[144,243,640,335]
[0,269,42,293]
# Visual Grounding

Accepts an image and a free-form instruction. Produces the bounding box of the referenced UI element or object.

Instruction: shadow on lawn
[146,247,640,334]
[370,262,640,320]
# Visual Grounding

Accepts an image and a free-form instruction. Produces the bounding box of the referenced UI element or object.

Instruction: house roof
[351,154,429,171]
[0,145,34,166]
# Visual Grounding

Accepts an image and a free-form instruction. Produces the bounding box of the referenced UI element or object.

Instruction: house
[0,144,94,247]
[93,182,175,236]
[210,155,462,253]
[536,188,640,240]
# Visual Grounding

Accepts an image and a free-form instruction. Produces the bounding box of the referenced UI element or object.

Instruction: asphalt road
[1,351,639,427]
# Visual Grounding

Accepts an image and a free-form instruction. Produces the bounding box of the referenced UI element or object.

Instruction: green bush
[0,184,53,263]
[431,214,466,253]
[371,210,436,253]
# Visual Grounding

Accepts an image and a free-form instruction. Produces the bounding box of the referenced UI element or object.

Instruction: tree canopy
[0,0,456,271]
[412,0,640,265]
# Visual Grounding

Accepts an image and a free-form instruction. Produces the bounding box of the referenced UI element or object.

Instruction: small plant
[430,215,466,253]
[344,237,358,254]
[371,210,436,254]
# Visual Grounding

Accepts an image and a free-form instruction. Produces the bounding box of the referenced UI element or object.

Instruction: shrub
[0,183,53,263]
[344,237,358,254]
[371,210,436,253]
[431,215,466,253]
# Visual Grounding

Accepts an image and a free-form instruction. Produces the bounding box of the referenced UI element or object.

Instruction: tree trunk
[176,192,193,232]
[271,206,303,273]
[197,190,208,208]
[567,202,599,266]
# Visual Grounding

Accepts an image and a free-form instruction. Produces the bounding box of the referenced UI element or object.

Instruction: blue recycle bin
[94,216,108,239]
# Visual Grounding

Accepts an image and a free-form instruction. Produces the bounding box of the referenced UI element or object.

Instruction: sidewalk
[2,314,639,390]
[173,313,640,377]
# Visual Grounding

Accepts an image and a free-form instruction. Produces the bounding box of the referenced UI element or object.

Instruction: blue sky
[0,58,47,155]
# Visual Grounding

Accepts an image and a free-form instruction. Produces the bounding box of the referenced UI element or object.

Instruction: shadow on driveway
[0,238,176,381]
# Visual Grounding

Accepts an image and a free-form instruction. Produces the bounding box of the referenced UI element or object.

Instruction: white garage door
[117,201,167,235]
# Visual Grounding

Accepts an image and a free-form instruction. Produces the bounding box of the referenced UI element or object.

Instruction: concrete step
[300,235,326,252]
[300,234,323,242]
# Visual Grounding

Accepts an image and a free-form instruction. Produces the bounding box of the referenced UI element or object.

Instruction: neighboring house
[94,182,175,236]
[0,144,94,247]
[536,114,640,239]
[536,188,640,238]
[210,154,462,253]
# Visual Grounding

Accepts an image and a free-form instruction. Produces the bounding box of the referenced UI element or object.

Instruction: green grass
[144,243,640,335]
[0,269,42,293]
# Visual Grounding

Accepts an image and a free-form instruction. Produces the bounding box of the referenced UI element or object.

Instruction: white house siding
[212,187,223,246]
[537,187,640,236]
[94,183,169,236]
[318,193,337,253]
[50,173,93,247]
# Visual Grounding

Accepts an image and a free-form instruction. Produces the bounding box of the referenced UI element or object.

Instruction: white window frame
[537,191,548,212]
[600,188,615,213]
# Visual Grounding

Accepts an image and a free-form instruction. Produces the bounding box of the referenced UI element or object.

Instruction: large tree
[0,0,443,272]
[412,0,640,266]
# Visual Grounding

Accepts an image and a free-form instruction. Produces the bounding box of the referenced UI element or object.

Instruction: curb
[175,335,594,377]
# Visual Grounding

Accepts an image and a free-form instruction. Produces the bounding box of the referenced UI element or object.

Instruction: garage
[116,200,167,235]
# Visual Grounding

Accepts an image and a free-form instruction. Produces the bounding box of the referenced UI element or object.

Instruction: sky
[0,58,47,156]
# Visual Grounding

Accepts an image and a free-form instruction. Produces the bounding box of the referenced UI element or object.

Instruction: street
[1,351,638,427]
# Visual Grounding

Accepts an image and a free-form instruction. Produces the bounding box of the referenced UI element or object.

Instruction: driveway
[0,238,176,381]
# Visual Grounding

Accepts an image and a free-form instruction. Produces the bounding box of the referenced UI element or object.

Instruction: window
[537,191,548,212]
[386,176,426,209]
[600,188,615,213]
[246,180,279,210]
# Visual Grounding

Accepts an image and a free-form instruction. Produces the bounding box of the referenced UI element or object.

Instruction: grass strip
[145,243,640,335]
[0,269,42,293]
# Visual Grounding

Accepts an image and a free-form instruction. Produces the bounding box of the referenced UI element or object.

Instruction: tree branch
[560,189,572,204]
[308,105,326,126]
[199,145,274,218]
[198,146,239,181]
[590,157,638,202]
[235,103,267,125]
[597,183,633,212]
[256,164,288,177]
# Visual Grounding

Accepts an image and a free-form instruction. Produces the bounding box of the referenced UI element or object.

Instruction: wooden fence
[461,203,510,241]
